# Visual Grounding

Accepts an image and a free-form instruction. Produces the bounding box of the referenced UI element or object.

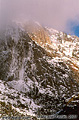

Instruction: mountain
[23,21,79,83]
[0,21,79,119]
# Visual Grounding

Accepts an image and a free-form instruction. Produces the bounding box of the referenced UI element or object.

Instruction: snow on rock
[0,21,79,116]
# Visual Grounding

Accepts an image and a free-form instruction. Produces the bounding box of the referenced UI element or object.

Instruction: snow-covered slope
[46,27,79,83]
[0,21,79,118]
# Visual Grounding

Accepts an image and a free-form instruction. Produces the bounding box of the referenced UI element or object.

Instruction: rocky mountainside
[0,21,79,119]
[23,21,79,83]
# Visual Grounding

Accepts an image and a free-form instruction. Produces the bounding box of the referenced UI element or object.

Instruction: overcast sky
[0,0,79,34]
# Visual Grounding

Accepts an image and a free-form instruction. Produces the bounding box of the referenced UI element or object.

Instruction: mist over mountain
[1,0,79,35]
[0,21,79,119]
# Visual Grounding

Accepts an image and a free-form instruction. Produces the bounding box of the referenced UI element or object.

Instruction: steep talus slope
[0,22,79,117]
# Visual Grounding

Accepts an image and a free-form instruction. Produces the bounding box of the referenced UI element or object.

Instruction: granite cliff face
[23,21,51,46]
[0,21,79,118]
